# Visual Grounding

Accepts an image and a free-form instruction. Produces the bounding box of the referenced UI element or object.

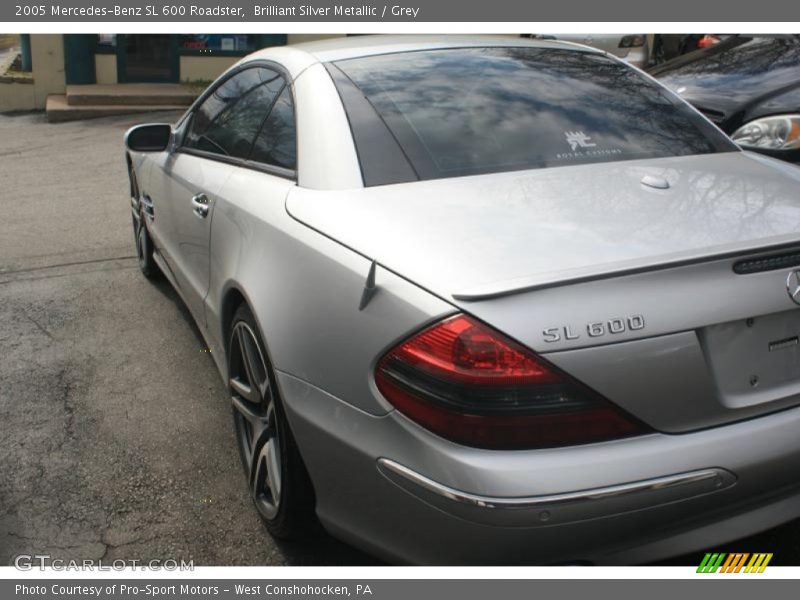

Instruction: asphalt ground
[0,111,375,566]
[0,111,797,567]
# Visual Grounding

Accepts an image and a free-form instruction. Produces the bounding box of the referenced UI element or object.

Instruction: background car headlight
[619,35,645,48]
[732,115,800,151]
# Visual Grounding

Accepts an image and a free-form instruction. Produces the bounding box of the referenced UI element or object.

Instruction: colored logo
[697,552,773,573]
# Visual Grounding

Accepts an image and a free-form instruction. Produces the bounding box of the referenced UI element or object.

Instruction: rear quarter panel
[205,171,455,416]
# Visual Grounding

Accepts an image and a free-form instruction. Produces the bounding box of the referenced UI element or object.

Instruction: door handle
[191,193,209,218]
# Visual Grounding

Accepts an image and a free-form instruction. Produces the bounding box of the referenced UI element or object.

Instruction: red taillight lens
[375,314,648,450]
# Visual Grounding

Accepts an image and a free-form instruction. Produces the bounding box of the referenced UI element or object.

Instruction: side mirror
[125,123,172,152]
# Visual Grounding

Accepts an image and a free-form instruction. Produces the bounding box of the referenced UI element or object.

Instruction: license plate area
[699,309,800,409]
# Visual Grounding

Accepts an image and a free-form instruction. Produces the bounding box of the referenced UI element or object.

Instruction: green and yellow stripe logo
[697,552,773,573]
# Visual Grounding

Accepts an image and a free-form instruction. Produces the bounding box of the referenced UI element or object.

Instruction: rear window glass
[652,36,800,81]
[334,47,736,182]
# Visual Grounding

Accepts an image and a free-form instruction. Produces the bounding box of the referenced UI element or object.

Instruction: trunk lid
[288,151,800,303]
[287,151,800,431]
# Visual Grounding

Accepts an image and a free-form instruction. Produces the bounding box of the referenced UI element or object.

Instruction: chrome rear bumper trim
[378,458,737,526]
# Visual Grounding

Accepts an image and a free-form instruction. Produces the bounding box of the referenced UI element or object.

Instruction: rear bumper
[377,458,736,528]
[277,370,800,565]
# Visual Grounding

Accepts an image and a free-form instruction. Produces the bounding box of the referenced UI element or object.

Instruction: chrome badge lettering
[543,315,645,343]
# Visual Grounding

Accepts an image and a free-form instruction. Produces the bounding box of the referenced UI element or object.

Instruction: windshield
[334,47,737,184]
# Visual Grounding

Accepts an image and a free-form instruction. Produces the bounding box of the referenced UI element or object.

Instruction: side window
[185,67,285,160]
[250,86,297,171]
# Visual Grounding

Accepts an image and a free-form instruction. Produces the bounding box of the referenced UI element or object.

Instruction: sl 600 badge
[543,315,645,343]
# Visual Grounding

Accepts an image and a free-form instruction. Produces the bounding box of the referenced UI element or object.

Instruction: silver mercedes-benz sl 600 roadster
[124,36,800,564]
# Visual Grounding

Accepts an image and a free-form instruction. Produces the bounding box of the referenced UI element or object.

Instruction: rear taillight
[375,314,648,450]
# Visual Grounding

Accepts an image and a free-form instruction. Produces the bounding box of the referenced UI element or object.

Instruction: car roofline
[242,34,606,79]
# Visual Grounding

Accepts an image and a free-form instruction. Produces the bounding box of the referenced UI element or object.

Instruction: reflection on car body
[523,33,650,68]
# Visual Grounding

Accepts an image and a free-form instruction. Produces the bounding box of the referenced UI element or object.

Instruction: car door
[204,82,299,356]
[151,65,288,325]
[149,149,231,308]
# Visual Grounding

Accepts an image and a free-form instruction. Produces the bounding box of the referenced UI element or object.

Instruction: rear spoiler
[452,237,800,302]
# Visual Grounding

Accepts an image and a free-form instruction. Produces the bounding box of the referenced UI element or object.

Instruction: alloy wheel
[229,321,282,520]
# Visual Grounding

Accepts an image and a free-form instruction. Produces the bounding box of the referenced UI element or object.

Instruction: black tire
[130,168,159,280]
[133,211,159,280]
[228,304,316,539]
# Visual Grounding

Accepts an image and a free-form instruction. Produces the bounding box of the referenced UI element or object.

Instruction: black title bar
[4,0,800,22]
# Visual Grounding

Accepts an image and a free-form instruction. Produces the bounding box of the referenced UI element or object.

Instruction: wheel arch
[218,282,280,376]
[220,284,249,361]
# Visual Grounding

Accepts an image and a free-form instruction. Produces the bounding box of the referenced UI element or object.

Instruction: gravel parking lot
[0,111,797,567]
